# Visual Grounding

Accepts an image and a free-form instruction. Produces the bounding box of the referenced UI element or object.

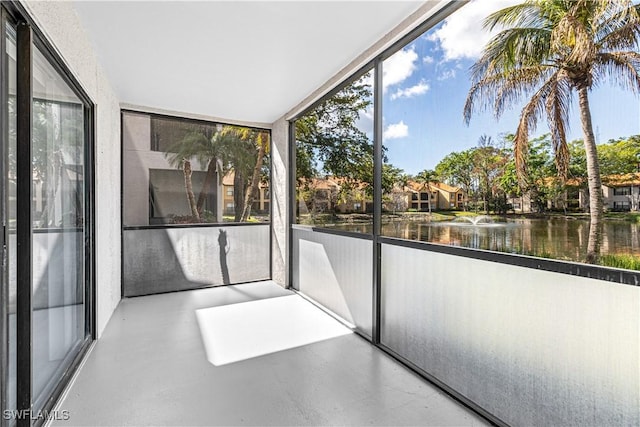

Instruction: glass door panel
[5,19,17,422]
[31,43,86,413]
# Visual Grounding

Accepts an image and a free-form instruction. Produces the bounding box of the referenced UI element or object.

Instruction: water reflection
[331,218,640,264]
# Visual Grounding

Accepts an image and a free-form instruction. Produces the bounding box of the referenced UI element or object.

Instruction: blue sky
[358,0,640,175]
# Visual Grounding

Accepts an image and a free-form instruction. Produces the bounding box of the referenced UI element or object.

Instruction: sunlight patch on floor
[195,294,352,366]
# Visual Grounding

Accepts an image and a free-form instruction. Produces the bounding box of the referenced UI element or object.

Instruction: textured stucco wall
[270,118,288,286]
[22,1,122,338]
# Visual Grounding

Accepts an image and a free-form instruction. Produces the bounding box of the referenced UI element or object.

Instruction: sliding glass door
[4,15,18,423]
[30,38,88,415]
[2,6,93,426]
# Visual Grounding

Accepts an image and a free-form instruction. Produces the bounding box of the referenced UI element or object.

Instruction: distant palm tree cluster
[163,123,269,223]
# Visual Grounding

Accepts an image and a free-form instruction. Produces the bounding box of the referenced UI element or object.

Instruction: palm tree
[215,126,269,222]
[415,169,439,214]
[165,123,221,222]
[464,0,640,263]
[181,158,200,220]
[239,130,270,222]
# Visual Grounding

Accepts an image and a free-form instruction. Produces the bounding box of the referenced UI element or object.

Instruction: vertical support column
[269,118,289,286]
[0,13,7,427]
[85,104,96,340]
[287,121,296,289]
[15,20,31,427]
[372,60,383,344]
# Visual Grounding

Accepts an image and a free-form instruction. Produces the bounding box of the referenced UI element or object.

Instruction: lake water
[330,217,640,264]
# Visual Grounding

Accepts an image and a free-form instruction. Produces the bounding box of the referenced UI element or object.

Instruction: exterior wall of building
[433,188,452,210]
[603,185,640,211]
[222,184,269,216]
[122,111,220,225]
[509,194,532,213]
[23,1,122,338]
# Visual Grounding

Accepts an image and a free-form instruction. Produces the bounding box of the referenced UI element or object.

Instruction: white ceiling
[72,1,426,125]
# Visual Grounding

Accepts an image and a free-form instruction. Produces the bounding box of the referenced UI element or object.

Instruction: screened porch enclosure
[1,1,638,426]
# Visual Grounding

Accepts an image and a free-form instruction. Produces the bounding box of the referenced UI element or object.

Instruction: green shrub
[599,254,640,271]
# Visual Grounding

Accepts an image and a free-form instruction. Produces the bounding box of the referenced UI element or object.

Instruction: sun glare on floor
[195,294,353,366]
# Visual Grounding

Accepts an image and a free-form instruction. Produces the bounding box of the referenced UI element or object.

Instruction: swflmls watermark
[3,409,70,421]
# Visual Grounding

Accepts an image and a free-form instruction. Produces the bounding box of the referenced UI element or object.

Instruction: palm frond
[464,65,552,124]
[593,51,640,92]
[164,131,209,168]
[512,74,564,185]
[596,2,640,51]
[544,76,572,181]
[484,2,545,31]
[479,27,553,76]
[493,65,555,118]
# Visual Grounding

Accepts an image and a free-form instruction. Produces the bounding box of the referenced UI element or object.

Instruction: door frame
[1,3,96,426]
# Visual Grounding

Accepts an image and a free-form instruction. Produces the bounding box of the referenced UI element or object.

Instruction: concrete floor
[52,281,490,426]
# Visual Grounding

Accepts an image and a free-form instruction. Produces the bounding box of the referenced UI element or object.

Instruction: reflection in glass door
[30,43,87,413]
[4,16,18,423]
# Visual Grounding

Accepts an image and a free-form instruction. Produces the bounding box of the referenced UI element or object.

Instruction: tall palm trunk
[426,184,432,214]
[196,157,217,220]
[578,87,603,264]
[241,141,266,222]
[183,159,200,221]
[233,170,245,222]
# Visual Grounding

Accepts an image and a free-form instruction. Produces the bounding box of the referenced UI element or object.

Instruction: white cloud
[429,0,521,61]
[383,121,409,140]
[423,55,435,64]
[391,80,430,100]
[437,69,456,81]
[383,46,418,90]
[362,107,374,122]
[356,107,374,136]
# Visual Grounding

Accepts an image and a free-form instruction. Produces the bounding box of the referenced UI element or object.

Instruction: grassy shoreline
[299,210,640,224]
[298,210,640,271]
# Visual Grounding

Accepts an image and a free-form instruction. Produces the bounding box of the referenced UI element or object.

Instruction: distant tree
[295,73,374,199]
[216,126,270,222]
[473,135,509,214]
[435,150,475,210]
[225,127,270,222]
[32,100,84,227]
[567,139,588,180]
[165,123,269,223]
[598,135,640,175]
[382,164,406,195]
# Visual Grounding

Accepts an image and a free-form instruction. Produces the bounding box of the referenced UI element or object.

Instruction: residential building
[298,177,368,215]
[602,173,640,211]
[395,181,467,212]
[431,182,466,210]
[221,172,270,217]
[509,174,640,214]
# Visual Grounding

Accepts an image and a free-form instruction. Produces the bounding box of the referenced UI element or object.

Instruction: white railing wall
[380,243,639,426]
[292,227,373,337]
[123,224,270,296]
